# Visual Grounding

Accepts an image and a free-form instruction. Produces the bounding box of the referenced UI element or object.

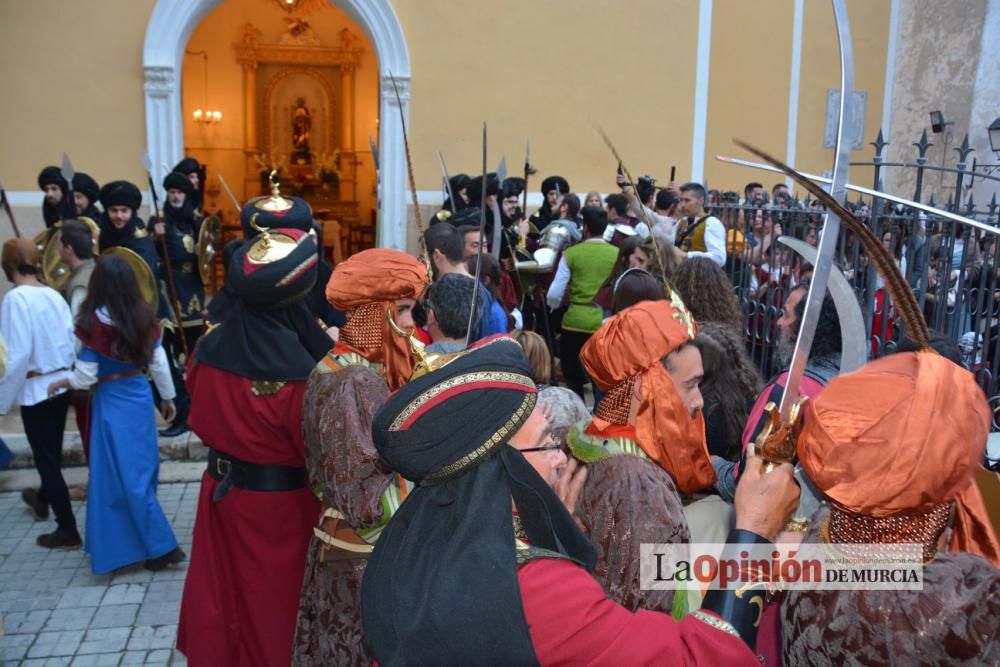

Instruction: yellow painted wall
[0,0,156,191]
[394,0,700,193]
[795,0,891,187]
[0,0,895,239]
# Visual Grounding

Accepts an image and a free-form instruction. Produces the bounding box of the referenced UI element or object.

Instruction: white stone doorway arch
[143,0,410,249]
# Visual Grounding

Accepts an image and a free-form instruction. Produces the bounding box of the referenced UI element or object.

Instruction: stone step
[1,430,208,470]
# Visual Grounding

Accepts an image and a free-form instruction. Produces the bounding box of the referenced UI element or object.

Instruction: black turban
[240,194,314,236]
[467,172,500,204]
[362,336,596,666]
[540,175,569,196]
[172,157,201,175]
[195,228,331,381]
[163,171,195,200]
[98,180,142,212]
[72,173,100,204]
[38,166,67,192]
[502,177,526,199]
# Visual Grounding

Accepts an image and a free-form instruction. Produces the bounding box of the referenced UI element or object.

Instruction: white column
[378,74,409,250]
[143,65,184,191]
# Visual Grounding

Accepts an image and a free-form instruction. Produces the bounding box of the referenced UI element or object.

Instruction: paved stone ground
[0,481,198,666]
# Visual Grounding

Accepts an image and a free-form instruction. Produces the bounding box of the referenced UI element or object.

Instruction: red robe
[519,558,759,665]
[177,361,320,667]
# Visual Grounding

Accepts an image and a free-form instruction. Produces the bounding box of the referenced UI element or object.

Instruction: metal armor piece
[602,223,638,243]
[103,246,159,312]
[197,215,222,284]
[516,221,577,273]
[38,216,100,290]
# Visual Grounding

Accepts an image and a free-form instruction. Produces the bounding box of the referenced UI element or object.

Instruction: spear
[466,123,488,347]
[0,177,22,238]
[143,152,189,358]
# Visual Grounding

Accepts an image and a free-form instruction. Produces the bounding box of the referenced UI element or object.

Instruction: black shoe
[21,488,49,521]
[159,420,190,438]
[37,529,82,550]
[144,547,186,571]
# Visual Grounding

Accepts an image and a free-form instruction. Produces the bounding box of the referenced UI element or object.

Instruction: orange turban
[581,300,716,494]
[799,351,1000,566]
[326,249,428,390]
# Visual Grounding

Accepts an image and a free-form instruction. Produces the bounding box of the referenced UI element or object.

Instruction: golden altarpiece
[234,22,365,260]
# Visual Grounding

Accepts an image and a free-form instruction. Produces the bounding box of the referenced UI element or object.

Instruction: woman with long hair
[693,321,762,460]
[672,257,745,334]
[48,254,182,573]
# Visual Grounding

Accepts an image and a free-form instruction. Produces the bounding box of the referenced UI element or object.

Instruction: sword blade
[466,123,488,347]
[437,152,457,214]
[779,0,854,419]
[490,158,507,259]
[217,174,241,213]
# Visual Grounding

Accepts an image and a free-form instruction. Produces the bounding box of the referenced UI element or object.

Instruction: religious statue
[292,97,312,164]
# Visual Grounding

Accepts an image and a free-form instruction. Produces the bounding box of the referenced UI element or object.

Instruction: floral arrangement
[254,147,287,176]
[314,150,342,183]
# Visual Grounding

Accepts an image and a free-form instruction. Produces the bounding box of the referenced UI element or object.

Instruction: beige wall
[0,0,907,248]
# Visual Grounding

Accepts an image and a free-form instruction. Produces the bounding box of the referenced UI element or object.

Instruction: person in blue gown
[48,255,184,574]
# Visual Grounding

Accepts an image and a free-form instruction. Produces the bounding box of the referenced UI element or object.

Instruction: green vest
[561,239,618,333]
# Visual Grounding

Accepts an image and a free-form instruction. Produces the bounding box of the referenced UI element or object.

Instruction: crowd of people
[0,158,997,665]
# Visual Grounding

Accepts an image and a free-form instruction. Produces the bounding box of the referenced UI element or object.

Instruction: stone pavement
[0,479,199,666]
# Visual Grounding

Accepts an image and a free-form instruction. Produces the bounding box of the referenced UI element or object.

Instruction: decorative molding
[143,66,176,95]
[234,42,362,68]
[381,75,410,105]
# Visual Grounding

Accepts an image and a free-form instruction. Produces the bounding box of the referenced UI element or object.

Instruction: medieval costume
[97,181,160,285]
[529,175,570,231]
[569,299,717,615]
[177,225,332,666]
[435,172,471,223]
[156,171,206,437]
[293,248,427,666]
[361,336,766,665]
[782,351,1000,665]
[38,165,68,229]
[72,172,102,221]
[68,303,180,574]
[172,157,203,213]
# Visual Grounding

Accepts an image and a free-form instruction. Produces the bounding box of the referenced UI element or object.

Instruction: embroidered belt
[313,507,374,561]
[206,449,309,502]
[97,369,143,384]
[26,367,70,379]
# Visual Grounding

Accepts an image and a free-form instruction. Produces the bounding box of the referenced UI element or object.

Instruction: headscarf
[581,299,716,494]
[97,181,145,252]
[361,336,596,666]
[195,228,331,381]
[2,238,41,282]
[38,165,69,227]
[798,351,1000,566]
[326,248,428,390]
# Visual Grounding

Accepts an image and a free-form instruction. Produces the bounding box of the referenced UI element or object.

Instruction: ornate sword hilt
[753,396,808,473]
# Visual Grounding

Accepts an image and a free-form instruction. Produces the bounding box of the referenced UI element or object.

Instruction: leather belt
[27,367,70,379]
[313,507,374,561]
[97,369,143,383]
[207,449,309,502]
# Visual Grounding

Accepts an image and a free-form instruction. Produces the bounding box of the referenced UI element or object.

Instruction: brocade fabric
[293,362,391,666]
[575,454,690,613]
[782,506,1000,666]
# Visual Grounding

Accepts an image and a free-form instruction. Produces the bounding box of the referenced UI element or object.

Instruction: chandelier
[273,0,329,13]
[187,50,222,125]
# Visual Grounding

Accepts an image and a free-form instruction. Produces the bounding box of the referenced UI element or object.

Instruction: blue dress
[82,344,178,574]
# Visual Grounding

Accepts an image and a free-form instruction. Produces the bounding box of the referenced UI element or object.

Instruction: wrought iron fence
[709,128,1000,425]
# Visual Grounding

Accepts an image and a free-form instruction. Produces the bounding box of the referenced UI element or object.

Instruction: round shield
[197,215,222,285]
[103,246,159,313]
[36,217,101,290]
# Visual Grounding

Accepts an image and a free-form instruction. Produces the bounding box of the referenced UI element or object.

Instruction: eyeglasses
[516,435,564,455]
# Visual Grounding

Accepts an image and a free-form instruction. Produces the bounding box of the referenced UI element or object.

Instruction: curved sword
[780,0,854,419]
